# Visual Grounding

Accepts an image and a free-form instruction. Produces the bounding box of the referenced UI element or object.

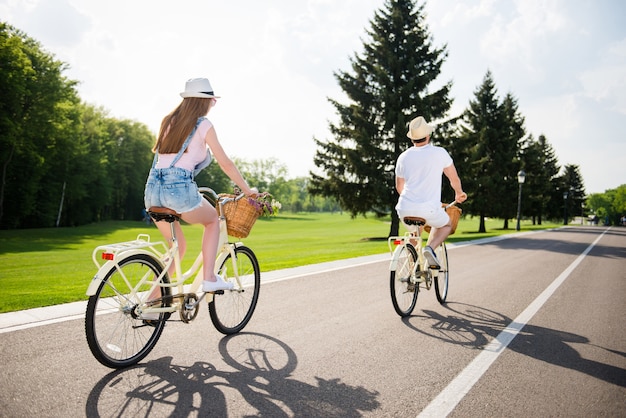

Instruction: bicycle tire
[434,242,449,304]
[390,243,419,317]
[85,253,169,368]
[209,245,260,334]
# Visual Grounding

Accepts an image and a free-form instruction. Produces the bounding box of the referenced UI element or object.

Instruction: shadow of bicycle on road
[86,332,379,417]
[403,303,626,388]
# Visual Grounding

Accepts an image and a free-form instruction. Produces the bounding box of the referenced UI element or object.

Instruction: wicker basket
[424,204,462,235]
[218,194,263,238]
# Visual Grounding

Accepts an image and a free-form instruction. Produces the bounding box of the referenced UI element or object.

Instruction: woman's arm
[205,126,256,195]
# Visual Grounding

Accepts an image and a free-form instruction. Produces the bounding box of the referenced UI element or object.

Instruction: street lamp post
[581,202,585,225]
[516,170,526,231]
[563,191,569,225]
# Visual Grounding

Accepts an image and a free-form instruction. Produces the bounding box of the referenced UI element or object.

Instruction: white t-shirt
[395,144,453,211]
[156,119,212,171]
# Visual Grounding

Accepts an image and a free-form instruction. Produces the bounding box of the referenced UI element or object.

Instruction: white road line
[417,229,608,418]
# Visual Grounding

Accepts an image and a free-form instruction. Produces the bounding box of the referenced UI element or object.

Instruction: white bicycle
[388,202,458,317]
[85,188,261,368]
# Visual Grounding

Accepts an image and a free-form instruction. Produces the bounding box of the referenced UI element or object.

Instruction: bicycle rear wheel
[85,253,169,368]
[390,243,419,317]
[434,242,449,304]
[209,245,260,334]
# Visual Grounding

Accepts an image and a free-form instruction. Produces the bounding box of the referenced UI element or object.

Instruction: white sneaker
[423,246,440,269]
[202,275,234,292]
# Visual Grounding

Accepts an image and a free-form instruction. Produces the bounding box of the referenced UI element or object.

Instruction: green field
[0,213,559,313]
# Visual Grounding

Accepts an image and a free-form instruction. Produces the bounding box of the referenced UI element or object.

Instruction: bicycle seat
[148,206,181,223]
[403,216,426,226]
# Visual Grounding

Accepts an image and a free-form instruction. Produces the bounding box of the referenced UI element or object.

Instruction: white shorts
[397,202,450,230]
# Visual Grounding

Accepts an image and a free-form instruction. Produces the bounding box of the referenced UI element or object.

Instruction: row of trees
[586,185,626,226]
[1,22,339,229]
[310,0,587,235]
[1,21,159,228]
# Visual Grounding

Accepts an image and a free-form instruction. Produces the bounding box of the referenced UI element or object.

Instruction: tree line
[586,185,626,226]
[309,0,589,235]
[0,22,339,229]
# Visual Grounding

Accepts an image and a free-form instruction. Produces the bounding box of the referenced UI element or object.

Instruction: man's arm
[395,176,405,195]
[443,163,467,203]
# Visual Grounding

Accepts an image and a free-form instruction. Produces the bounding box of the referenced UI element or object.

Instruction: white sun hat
[180,78,220,99]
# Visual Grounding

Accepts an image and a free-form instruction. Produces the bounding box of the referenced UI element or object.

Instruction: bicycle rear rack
[91,234,168,269]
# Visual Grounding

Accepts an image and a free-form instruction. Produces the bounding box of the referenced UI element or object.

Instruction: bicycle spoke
[209,246,260,334]
[390,243,419,317]
[86,254,168,368]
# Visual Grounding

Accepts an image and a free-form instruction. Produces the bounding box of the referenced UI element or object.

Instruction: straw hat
[406,116,435,140]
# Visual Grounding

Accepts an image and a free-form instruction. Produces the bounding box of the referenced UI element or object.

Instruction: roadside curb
[0,230,547,333]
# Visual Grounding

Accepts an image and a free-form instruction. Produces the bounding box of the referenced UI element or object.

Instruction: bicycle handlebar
[198,187,219,199]
[198,187,248,204]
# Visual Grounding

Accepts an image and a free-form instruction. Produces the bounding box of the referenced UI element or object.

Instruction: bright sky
[2,0,625,194]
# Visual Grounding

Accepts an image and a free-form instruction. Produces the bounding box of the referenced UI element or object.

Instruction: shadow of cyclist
[86,333,380,417]
[403,303,626,388]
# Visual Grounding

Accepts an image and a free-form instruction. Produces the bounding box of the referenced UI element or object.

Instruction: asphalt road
[0,226,624,417]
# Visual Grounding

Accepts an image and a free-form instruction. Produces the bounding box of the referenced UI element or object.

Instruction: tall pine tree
[459,71,525,232]
[499,92,526,229]
[520,134,560,224]
[557,164,586,224]
[309,0,452,236]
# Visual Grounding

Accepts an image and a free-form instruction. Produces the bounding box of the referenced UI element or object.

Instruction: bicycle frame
[388,233,434,287]
[86,189,244,315]
[389,200,457,271]
[389,233,419,272]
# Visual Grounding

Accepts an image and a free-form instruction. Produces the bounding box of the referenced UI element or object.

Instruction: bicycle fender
[389,245,405,271]
[86,249,159,296]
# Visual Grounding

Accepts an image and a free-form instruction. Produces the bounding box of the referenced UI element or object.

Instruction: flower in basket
[271,199,282,215]
[233,187,280,216]
[247,193,280,216]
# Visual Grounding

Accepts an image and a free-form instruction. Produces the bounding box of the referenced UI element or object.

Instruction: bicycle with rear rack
[85,187,262,368]
[388,202,460,317]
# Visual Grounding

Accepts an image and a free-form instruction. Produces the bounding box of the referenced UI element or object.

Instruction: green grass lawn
[0,213,559,313]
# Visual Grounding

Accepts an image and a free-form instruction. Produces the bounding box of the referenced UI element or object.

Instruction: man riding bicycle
[395,116,467,269]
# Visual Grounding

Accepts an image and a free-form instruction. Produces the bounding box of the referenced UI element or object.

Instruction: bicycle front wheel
[85,254,169,368]
[390,243,419,317]
[209,245,260,334]
[434,242,449,304]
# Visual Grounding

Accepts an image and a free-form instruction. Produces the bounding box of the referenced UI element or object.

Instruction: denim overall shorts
[144,118,207,214]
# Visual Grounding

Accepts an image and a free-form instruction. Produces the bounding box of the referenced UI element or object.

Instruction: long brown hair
[153,98,211,153]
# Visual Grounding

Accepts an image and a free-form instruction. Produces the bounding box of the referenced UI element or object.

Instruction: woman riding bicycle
[395,116,467,269]
[144,77,257,292]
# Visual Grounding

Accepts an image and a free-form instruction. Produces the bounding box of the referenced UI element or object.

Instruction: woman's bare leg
[181,199,220,282]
